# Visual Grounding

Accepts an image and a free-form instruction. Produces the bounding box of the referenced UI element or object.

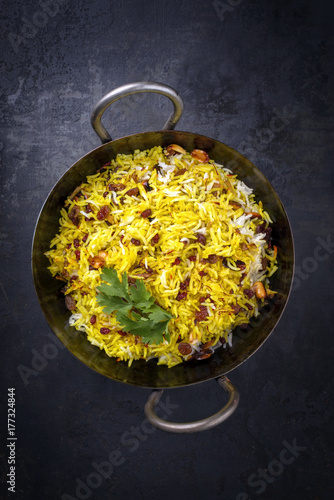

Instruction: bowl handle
[144,376,240,433]
[90,81,184,144]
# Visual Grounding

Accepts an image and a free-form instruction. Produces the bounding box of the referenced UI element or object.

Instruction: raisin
[232,304,241,314]
[180,277,190,290]
[118,330,127,336]
[176,291,187,301]
[125,187,139,197]
[264,227,272,248]
[178,342,192,355]
[68,205,80,226]
[151,234,160,245]
[261,257,268,271]
[90,315,97,325]
[172,257,181,266]
[65,295,76,311]
[189,255,197,262]
[141,209,152,218]
[153,164,162,173]
[195,305,209,322]
[244,288,255,298]
[207,254,218,264]
[142,180,152,192]
[256,221,266,234]
[100,328,110,335]
[73,238,80,248]
[108,183,125,192]
[82,234,88,243]
[199,296,209,303]
[131,238,141,246]
[97,205,110,220]
[174,168,187,177]
[240,273,246,284]
[197,233,206,245]
[75,250,80,261]
[236,260,246,270]
[199,271,207,276]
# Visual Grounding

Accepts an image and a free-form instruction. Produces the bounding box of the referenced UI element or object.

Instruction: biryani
[45,144,278,368]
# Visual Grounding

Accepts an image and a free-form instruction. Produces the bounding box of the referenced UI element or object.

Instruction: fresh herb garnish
[97,268,172,345]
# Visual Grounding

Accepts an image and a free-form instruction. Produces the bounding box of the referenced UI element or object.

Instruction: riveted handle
[144,376,240,433]
[91,81,184,143]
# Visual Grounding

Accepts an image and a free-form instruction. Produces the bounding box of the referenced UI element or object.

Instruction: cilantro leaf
[116,312,155,336]
[128,279,155,310]
[146,304,173,323]
[97,267,173,345]
[116,310,168,345]
[121,272,129,294]
[96,293,132,315]
[140,320,170,345]
[99,268,130,300]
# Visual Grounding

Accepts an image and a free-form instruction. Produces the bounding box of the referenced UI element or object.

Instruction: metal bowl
[32,82,294,432]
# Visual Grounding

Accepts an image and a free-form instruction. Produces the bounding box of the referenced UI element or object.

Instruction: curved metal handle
[144,376,240,433]
[91,81,184,143]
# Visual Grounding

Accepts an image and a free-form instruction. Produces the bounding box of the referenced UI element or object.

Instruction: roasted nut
[252,281,267,299]
[247,212,262,219]
[191,149,209,163]
[229,201,242,208]
[89,255,105,269]
[98,250,108,260]
[166,144,186,155]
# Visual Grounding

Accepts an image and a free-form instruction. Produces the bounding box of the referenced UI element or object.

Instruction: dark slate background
[1,1,333,499]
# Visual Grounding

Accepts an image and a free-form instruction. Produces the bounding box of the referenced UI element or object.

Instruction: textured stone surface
[0,0,333,499]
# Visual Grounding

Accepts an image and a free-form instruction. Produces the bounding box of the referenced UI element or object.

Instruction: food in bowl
[45,145,278,367]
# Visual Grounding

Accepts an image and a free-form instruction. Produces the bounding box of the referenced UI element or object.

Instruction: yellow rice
[46,146,277,367]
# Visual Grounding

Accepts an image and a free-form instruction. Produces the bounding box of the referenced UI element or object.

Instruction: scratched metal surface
[0,1,333,499]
